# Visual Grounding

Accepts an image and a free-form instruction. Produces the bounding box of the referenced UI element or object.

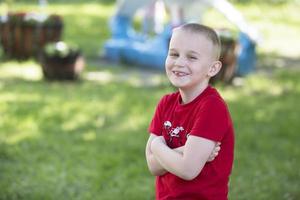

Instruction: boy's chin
[169,80,185,88]
[171,82,189,90]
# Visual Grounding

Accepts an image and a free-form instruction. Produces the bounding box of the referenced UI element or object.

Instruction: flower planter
[22,23,35,58]
[0,12,63,60]
[41,54,85,80]
[40,42,85,81]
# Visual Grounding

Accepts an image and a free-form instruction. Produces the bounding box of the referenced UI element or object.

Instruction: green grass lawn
[1,1,300,200]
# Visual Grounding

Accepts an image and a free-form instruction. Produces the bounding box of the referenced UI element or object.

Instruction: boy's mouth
[173,71,189,77]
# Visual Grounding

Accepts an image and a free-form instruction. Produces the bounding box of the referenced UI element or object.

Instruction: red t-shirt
[148,86,234,200]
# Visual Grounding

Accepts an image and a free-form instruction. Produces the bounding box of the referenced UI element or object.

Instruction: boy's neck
[179,82,209,104]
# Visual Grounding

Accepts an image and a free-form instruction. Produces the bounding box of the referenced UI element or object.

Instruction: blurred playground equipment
[104,0,260,82]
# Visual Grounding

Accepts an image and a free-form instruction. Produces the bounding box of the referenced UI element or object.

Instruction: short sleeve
[190,96,229,142]
[148,96,167,136]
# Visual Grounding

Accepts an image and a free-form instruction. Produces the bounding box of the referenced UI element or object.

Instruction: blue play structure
[104,15,171,70]
[104,0,257,76]
[237,32,256,76]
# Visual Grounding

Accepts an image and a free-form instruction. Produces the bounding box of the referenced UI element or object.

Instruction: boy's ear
[208,61,222,77]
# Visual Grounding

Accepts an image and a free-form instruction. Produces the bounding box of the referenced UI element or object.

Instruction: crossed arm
[145,133,220,180]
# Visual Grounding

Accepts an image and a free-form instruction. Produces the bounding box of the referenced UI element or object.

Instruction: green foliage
[223,71,300,199]
[0,61,168,200]
[0,61,300,200]
[0,1,300,200]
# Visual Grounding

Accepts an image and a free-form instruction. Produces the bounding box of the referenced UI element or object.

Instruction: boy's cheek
[165,58,173,67]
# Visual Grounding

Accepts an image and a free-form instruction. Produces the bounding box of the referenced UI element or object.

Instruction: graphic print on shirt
[163,121,189,148]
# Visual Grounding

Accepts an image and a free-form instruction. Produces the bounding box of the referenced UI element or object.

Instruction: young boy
[145,23,234,200]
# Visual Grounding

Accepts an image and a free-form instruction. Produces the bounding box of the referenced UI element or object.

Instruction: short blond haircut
[176,23,221,60]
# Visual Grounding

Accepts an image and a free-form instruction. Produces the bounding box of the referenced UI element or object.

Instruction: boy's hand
[207,142,221,162]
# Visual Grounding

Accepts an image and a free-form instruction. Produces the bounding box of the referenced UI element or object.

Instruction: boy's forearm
[173,146,184,154]
[151,136,215,181]
[146,135,167,176]
[151,141,189,180]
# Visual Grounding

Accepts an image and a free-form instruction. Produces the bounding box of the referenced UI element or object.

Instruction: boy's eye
[169,53,179,57]
[188,55,197,60]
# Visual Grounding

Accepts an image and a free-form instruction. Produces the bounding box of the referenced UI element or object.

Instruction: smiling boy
[146,23,235,200]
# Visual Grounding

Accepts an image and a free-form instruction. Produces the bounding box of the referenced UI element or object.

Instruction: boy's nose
[174,56,187,67]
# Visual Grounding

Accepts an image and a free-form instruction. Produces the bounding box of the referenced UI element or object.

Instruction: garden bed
[0,12,63,59]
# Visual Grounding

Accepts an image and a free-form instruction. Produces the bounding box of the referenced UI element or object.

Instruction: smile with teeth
[173,71,189,77]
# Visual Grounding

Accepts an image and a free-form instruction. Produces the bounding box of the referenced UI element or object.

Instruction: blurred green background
[0,0,299,199]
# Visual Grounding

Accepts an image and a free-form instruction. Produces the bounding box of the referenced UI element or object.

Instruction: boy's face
[165,29,216,91]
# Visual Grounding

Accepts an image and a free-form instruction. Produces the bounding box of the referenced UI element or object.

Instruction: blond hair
[176,23,221,60]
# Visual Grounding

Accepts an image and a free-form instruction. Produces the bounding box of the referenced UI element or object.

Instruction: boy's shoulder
[192,86,228,111]
[160,91,180,102]
[203,87,227,105]
[205,86,224,100]
[202,87,230,114]
[164,90,180,98]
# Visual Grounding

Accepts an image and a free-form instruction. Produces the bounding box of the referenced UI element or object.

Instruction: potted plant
[40,41,85,80]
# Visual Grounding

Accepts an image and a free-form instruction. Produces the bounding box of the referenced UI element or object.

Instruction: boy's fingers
[208,153,218,162]
[208,144,221,162]
[212,146,220,154]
